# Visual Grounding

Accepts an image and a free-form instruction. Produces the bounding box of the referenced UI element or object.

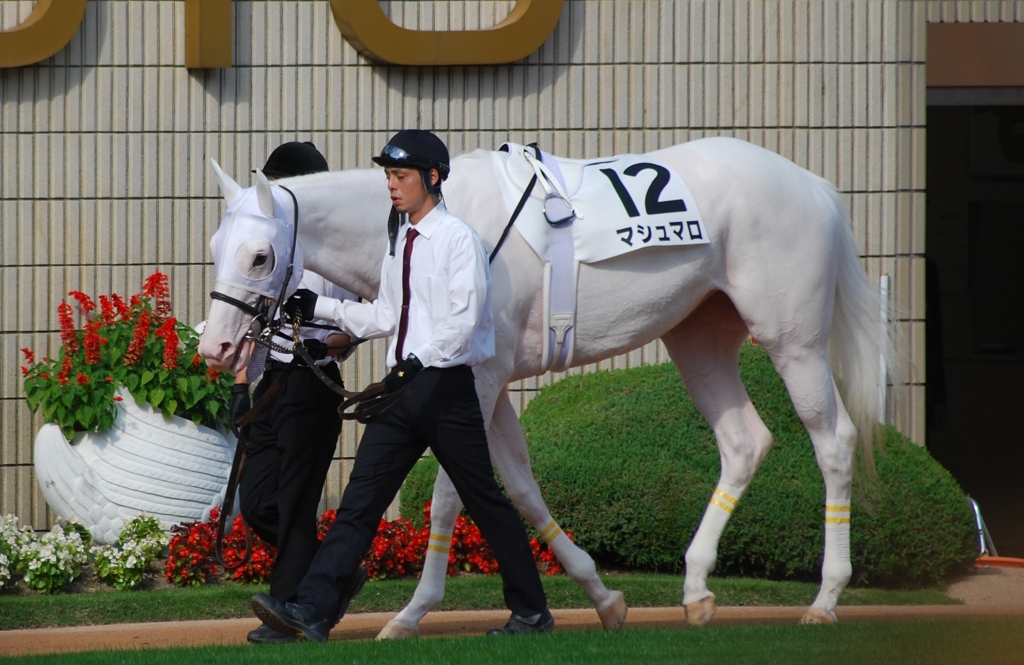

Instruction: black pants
[239,360,343,603]
[298,365,548,622]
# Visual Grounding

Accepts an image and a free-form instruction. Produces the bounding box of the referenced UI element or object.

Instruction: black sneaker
[486,610,555,636]
[251,594,331,643]
[246,622,296,644]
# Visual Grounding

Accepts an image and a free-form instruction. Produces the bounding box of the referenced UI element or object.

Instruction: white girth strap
[526,150,579,374]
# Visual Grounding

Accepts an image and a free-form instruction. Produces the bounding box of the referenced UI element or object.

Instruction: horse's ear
[211,158,241,205]
[254,169,276,218]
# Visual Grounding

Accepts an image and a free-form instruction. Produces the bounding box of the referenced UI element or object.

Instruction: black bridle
[209,185,302,352]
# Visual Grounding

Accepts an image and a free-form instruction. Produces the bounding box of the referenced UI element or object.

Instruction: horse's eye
[253,254,267,267]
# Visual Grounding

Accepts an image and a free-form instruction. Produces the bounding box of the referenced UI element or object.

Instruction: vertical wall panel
[1,0,942,525]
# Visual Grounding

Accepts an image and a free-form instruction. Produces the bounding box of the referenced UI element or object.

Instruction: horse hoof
[799,608,838,625]
[597,590,628,631]
[683,594,717,627]
[376,619,419,640]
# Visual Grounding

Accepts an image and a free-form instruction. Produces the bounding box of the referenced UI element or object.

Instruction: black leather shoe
[246,622,296,644]
[251,594,331,643]
[486,610,555,636]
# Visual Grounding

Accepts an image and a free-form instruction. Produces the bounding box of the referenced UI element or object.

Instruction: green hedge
[402,344,977,588]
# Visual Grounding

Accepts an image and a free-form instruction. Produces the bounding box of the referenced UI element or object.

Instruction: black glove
[230,384,251,437]
[301,338,330,361]
[383,355,423,394]
[282,288,318,321]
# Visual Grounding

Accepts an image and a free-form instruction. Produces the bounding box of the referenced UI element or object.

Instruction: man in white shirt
[251,130,553,641]
[232,142,358,645]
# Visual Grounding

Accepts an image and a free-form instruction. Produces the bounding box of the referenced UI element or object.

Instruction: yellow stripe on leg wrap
[825,505,851,524]
[711,488,738,513]
[539,520,563,542]
[428,532,453,553]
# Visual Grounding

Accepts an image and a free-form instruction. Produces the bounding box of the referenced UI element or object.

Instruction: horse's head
[197,160,304,373]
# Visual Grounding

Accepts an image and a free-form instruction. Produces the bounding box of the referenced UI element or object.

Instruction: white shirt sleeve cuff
[312,296,343,322]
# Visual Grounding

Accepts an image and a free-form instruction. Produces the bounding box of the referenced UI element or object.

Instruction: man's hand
[301,338,330,361]
[383,355,423,393]
[283,288,318,321]
[230,384,251,437]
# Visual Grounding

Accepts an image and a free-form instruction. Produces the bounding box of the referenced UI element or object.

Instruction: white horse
[199,137,897,634]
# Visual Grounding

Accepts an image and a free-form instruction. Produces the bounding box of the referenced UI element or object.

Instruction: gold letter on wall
[0,0,87,69]
[185,0,232,69]
[329,0,563,66]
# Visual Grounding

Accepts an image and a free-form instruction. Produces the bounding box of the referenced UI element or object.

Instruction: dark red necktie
[394,227,419,362]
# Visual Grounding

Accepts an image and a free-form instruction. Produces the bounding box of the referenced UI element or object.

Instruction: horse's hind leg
[488,388,627,630]
[764,345,858,624]
[661,293,775,627]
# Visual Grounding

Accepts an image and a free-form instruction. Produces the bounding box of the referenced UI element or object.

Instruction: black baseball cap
[258,141,329,178]
[372,130,450,181]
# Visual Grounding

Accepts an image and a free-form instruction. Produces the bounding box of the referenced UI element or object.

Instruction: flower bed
[0,500,568,595]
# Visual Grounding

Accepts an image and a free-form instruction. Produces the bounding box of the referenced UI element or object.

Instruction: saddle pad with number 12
[493,143,710,264]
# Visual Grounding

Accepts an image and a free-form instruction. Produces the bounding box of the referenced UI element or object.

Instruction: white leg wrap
[812,505,852,613]
[536,519,607,605]
[684,484,743,604]
[389,529,452,627]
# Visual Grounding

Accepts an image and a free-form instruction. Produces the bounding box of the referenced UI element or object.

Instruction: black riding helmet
[372,130,450,195]
[259,141,329,179]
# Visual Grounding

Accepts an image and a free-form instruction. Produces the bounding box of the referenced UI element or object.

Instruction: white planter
[33,389,236,545]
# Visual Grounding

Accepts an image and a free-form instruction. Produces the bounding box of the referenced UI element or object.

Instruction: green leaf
[149,389,165,408]
[165,399,178,416]
[141,371,155,386]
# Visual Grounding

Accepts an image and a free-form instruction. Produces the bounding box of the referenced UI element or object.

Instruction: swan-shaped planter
[33,390,235,545]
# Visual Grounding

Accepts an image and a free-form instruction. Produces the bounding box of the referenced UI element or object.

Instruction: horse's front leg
[488,388,627,631]
[376,466,463,640]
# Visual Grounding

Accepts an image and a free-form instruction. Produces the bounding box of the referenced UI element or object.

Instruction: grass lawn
[0,573,956,631]
[4,621,1024,665]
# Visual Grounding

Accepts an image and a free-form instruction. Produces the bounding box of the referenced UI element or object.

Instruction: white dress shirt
[313,201,495,369]
[272,270,357,364]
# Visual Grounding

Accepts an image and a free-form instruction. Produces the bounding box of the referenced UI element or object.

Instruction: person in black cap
[231,141,359,645]
[250,130,554,641]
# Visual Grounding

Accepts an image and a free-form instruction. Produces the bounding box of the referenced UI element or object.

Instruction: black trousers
[239,360,343,603]
[298,365,548,622]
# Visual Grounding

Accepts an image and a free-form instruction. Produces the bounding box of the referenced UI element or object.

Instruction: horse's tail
[818,178,902,474]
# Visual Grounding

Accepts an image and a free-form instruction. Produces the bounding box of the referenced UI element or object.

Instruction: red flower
[20,347,35,364]
[57,301,78,354]
[124,309,150,366]
[83,320,103,365]
[56,354,74,386]
[76,372,89,385]
[154,317,180,369]
[97,295,115,323]
[206,367,220,381]
[113,395,123,402]
[111,294,131,321]
[142,272,172,322]
[21,366,29,376]
[192,353,202,367]
[68,290,95,313]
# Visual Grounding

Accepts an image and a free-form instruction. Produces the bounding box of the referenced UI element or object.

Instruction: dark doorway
[926,105,1024,557]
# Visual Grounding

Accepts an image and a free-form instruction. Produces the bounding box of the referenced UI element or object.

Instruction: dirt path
[2,568,1023,658]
